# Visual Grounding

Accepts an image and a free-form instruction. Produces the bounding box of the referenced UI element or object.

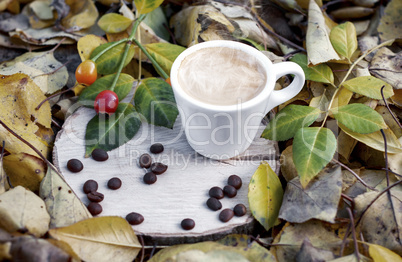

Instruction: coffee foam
[178,46,267,105]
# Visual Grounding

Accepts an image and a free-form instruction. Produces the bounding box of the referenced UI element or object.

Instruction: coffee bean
[139,153,152,168]
[87,191,104,202]
[107,177,122,190]
[150,143,164,154]
[181,218,195,230]
[228,175,242,189]
[206,197,222,211]
[143,172,157,184]
[67,159,83,173]
[219,209,234,222]
[150,162,168,174]
[223,185,237,198]
[87,202,102,216]
[233,204,247,217]
[91,148,109,161]
[209,186,224,199]
[83,180,98,194]
[126,212,144,225]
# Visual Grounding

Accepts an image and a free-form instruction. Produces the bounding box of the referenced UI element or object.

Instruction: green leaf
[143,7,170,41]
[98,13,133,34]
[329,22,358,63]
[145,43,186,76]
[338,123,402,154]
[293,127,336,188]
[90,42,135,75]
[342,76,394,100]
[262,105,321,141]
[134,78,178,129]
[134,0,164,14]
[330,103,387,134]
[248,161,283,231]
[79,73,134,107]
[85,103,141,156]
[291,53,334,84]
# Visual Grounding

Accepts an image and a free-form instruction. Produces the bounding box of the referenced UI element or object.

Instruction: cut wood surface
[53,106,279,245]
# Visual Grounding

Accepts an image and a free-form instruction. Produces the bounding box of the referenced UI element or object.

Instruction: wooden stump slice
[53,107,279,245]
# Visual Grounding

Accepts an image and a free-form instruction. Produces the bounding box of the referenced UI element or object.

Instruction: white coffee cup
[170,40,305,160]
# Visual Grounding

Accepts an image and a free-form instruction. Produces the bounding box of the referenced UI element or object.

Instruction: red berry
[75,60,97,86]
[94,90,119,114]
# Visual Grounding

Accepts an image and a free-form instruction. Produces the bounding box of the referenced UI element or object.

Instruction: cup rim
[170,40,275,112]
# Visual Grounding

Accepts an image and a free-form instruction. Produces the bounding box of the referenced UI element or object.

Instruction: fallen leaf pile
[0,0,401,261]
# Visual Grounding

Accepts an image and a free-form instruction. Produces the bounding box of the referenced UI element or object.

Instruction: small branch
[340,223,351,257]
[347,207,360,261]
[380,129,390,187]
[149,242,157,259]
[380,85,402,129]
[109,42,132,92]
[355,179,402,227]
[383,169,402,178]
[163,23,177,45]
[51,118,62,129]
[341,193,355,210]
[0,119,52,167]
[139,235,145,262]
[332,159,377,191]
[47,37,66,53]
[90,38,128,62]
[36,86,76,110]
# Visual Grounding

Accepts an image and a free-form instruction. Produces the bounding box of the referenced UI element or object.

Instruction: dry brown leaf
[355,189,402,255]
[0,186,50,237]
[337,130,357,162]
[295,238,335,261]
[306,0,340,65]
[370,47,401,89]
[40,164,92,228]
[330,7,374,20]
[377,0,402,42]
[77,34,108,62]
[280,145,297,182]
[62,0,98,30]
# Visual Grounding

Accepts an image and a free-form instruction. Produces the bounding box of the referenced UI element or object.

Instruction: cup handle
[266,62,305,111]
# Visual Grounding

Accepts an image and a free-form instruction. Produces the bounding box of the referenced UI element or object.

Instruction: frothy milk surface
[178,47,267,105]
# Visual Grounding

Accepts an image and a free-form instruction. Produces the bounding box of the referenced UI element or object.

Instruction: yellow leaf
[0,186,50,237]
[0,73,51,159]
[3,153,46,192]
[77,34,108,62]
[62,0,99,29]
[49,216,141,262]
[330,86,354,110]
[0,147,9,194]
[339,123,402,154]
[134,0,163,14]
[369,244,402,262]
[248,161,283,231]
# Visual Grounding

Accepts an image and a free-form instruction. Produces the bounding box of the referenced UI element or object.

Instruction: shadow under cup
[170,40,305,160]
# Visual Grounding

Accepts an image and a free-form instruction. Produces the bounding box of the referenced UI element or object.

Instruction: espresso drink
[178,47,267,105]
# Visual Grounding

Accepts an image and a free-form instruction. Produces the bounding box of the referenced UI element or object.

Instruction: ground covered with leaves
[0,0,401,261]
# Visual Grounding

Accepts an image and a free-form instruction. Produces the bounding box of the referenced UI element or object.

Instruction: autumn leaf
[77,34,108,62]
[291,53,334,84]
[330,22,358,63]
[39,164,92,228]
[98,13,132,34]
[342,76,394,100]
[0,186,50,237]
[49,216,141,262]
[248,161,283,231]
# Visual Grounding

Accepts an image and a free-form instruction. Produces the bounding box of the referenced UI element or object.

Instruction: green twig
[132,38,169,79]
[109,42,132,92]
[91,38,127,62]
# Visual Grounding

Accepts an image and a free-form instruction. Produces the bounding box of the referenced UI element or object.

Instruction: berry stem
[91,38,127,62]
[132,38,169,79]
[109,42,132,92]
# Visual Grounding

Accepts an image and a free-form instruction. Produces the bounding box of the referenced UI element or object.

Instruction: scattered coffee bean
[223,185,237,198]
[228,175,242,189]
[209,186,224,199]
[91,148,109,161]
[143,172,157,184]
[219,209,234,222]
[150,143,164,154]
[67,159,83,173]
[139,153,152,168]
[181,218,195,230]
[150,162,168,174]
[87,202,102,216]
[87,191,104,202]
[206,197,222,211]
[233,204,247,217]
[126,212,144,225]
[107,177,122,190]
[83,180,98,194]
